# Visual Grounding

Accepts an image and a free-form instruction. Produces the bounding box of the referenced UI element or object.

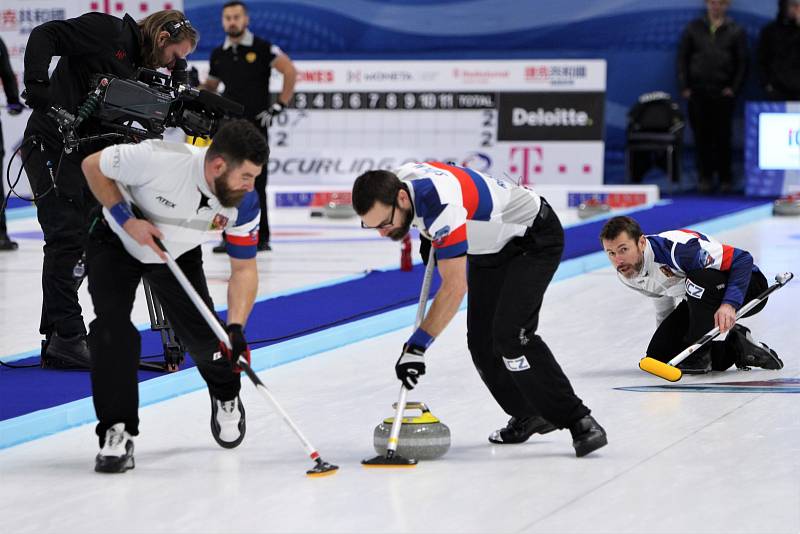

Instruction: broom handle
[386,258,437,458]
[667,272,793,367]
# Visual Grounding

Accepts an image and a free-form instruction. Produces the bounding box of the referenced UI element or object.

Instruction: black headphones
[163,19,193,39]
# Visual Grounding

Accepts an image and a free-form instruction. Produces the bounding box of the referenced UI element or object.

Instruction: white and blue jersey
[99,140,260,264]
[396,161,542,258]
[618,228,756,324]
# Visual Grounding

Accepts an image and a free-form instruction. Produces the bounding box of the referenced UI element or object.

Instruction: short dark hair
[599,216,644,243]
[351,170,402,215]
[206,119,268,167]
[222,1,248,12]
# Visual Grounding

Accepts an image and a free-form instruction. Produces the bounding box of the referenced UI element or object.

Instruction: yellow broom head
[639,357,682,382]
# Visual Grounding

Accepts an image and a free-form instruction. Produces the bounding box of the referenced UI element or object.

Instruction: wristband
[407,327,434,350]
[109,201,134,227]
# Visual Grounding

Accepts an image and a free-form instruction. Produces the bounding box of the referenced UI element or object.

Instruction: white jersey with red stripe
[618,228,756,324]
[396,161,542,257]
[99,140,260,264]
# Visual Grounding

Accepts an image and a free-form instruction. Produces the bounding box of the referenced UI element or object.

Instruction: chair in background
[625,91,685,188]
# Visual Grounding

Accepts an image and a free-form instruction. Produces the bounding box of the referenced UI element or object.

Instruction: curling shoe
[570,415,607,458]
[0,234,18,251]
[488,415,557,444]
[95,423,135,474]
[41,333,91,370]
[676,349,712,374]
[727,324,783,370]
[210,394,246,449]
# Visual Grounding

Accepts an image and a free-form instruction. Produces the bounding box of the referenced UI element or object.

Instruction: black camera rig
[48,61,243,152]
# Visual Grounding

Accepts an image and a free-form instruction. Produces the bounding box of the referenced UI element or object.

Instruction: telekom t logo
[508,146,543,185]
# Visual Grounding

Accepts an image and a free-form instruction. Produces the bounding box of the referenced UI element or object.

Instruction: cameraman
[21,10,198,369]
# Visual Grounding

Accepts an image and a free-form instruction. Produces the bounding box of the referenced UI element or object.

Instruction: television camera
[48,60,243,152]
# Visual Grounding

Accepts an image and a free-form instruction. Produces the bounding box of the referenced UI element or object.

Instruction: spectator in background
[677,0,748,194]
[0,35,23,251]
[757,0,800,100]
[203,1,297,253]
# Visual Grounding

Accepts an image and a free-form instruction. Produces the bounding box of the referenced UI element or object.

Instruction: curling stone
[373,402,451,460]
[322,201,356,219]
[773,194,800,216]
[577,198,611,219]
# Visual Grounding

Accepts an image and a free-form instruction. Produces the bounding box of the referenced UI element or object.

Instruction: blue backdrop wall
[184,0,783,181]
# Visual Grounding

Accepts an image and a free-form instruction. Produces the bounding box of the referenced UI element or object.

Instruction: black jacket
[757,17,800,99]
[677,16,748,96]
[0,37,20,107]
[23,12,143,147]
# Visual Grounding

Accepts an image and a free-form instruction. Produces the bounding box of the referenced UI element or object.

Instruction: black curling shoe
[488,415,557,444]
[570,415,607,457]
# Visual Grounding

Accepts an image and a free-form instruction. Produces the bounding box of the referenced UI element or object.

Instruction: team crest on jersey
[659,265,675,278]
[210,213,229,230]
[698,249,715,267]
[432,225,451,246]
[245,51,257,63]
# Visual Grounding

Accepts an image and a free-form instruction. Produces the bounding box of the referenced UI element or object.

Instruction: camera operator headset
[16,10,198,369]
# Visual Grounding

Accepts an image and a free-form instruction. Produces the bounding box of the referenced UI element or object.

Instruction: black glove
[22,82,51,111]
[218,323,251,373]
[395,343,427,390]
[7,103,23,115]
[255,100,287,128]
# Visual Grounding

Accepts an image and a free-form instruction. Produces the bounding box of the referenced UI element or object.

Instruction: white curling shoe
[210,394,246,449]
[95,423,135,474]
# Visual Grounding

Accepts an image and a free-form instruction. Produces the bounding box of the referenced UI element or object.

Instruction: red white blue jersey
[618,228,756,324]
[396,162,542,258]
[99,140,260,264]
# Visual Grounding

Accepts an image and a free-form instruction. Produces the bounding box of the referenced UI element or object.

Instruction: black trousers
[0,120,7,235]
[254,163,270,244]
[687,93,735,186]
[647,269,769,371]
[466,203,590,428]
[87,220,241,441]
[22,130,96,338]
[252,121,270,245]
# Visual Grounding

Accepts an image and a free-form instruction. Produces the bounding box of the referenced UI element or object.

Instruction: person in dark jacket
[757,0,800,100]
[21,10,198,368]
[0,36,24,251]
[677,0,748,194]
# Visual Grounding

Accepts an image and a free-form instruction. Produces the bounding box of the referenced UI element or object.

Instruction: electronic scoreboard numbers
[250,59,605,188]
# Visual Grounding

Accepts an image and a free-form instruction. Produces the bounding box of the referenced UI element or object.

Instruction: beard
[214,171,246,208]
[225,27,245,38]
[387,207,414,241]
[617,254,645,279]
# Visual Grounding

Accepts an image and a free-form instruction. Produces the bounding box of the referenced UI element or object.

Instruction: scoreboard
[745,101,800,196]
[242,59,607,188]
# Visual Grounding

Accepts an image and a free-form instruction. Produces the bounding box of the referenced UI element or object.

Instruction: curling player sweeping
[600,216,786,378]
[80,120,268,473]
[353,162,607,459]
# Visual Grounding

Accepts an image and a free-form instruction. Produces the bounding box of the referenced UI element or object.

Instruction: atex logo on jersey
[503,355,531,372]
[497,92,605,141]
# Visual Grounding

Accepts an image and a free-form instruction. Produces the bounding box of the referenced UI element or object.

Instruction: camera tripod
[74,252,185,372]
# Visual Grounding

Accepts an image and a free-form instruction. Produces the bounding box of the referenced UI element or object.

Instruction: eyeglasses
[361,198,397,229]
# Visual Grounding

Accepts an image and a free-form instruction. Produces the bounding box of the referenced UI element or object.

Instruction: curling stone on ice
[373,402,451,460]
[773,193,800,216]
[577,198,611,219]
[322,192,357,219]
